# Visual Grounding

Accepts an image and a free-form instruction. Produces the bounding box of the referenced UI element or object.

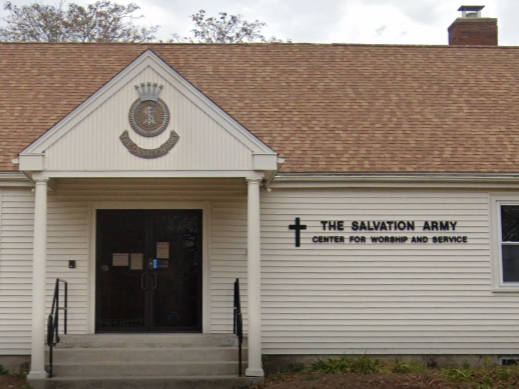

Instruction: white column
[246,178,264,377]
[27,178,48,380]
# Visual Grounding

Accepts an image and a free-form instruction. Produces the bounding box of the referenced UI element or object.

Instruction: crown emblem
[135,82,164,101]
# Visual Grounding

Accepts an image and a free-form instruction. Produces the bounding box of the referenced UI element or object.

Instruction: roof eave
[272,172,519,188]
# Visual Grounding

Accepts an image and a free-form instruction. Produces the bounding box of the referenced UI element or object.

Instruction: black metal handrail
[233,278,243,377]
[47,278,68,378]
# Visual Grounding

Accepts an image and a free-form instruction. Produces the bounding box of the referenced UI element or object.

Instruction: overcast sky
[1,0,518,45]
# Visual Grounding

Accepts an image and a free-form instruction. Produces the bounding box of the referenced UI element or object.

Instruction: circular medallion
[129,98,170,137]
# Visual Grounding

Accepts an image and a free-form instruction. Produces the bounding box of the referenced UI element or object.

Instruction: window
[500,205,519,283]
[492,196,519,290]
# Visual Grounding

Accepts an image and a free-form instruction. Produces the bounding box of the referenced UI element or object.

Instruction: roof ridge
[0,41,518,49]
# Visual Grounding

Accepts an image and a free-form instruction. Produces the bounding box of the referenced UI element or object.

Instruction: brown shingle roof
[2,42,519,173]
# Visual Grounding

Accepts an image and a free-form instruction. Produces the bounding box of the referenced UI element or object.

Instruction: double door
[95,209,202,332]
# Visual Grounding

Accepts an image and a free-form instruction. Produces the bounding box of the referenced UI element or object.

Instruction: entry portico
[19,49,280,380]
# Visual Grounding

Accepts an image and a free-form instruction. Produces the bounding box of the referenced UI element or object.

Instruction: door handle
[141,273,147,289]
[151,273,157,289]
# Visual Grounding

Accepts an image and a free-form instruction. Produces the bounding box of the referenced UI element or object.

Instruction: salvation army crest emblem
[120,82,180,158]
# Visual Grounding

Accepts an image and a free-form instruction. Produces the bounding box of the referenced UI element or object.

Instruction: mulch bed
[263,372,456,389]
[0,374,26,389]
[0,371,460,389]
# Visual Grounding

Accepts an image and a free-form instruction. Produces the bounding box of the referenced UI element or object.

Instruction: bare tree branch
[171,10,287,43]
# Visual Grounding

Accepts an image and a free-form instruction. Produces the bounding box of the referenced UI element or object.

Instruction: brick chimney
[448,5,498,46]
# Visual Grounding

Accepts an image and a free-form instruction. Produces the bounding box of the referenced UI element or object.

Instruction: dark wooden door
[95,209,202,333]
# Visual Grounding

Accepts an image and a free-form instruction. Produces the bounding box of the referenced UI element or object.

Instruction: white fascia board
[19,153,44,171]
[271,173,519,189]
[22,49,276,156]
[253,153,278,171]
[0,172,33,187]
[37,170,265,179]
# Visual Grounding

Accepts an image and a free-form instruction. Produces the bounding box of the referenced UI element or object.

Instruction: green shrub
[311,355,380,375]
[391,361,426,374]
[441,367,475,382]
[441,364,519,389]
[351,355,381,374]
[282,363,306,373]
[311,356,351,374]
[0,365,9,375]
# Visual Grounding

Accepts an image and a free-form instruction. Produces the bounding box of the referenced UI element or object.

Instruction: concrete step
[56,334,243,349]
[36,375,263,389]
[51,347,247,362]
[52,361,240,377]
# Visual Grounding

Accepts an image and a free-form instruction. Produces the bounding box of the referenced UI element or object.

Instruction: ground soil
[0,371,459,389]
[263,372,457,389]
[0,374,26,389]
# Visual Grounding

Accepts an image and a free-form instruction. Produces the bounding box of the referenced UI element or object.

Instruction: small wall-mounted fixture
[68,260,76,269]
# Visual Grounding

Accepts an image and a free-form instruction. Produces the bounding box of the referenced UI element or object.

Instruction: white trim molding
[34,170,266,179]
[87,201,212,334]
[245,178,263,377]
[19,153,44,172]
[0,172,34,187]
[490,194,519,292]
[253,154,278,171]
[272,173,519,189]
[27,178,49,380]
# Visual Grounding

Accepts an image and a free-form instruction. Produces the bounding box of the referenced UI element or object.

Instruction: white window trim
[490,194,519,292]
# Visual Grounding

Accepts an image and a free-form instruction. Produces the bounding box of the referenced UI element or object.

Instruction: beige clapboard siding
[0,189,34,354]
[4,182,517,356]
[259,188,519,355]
[45,178,248,335]
[0,179,248,355]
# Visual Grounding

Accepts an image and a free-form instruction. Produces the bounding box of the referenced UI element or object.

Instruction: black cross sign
[289,217,307,247]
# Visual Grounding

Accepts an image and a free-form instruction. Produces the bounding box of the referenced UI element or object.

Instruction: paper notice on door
[156,242,170,259]
[112,253,129,267]
[130,253,144,270]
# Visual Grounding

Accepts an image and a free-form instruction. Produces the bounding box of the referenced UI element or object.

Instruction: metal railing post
[233,278,243,377]
[47,278,69,378]
[64,281,68,334]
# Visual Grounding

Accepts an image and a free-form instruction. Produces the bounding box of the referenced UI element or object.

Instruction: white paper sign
[157,242,170,259]
[130,253,144,270]
[112,253,129,267]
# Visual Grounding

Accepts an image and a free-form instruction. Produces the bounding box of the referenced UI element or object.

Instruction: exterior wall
[260,188,519,355]
[0,178,248,355]
[3,183,519,356]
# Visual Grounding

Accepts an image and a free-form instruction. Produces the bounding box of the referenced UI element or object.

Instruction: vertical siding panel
[44,67,254,171]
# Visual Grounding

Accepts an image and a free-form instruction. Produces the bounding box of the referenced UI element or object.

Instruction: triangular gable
[19,49,278,175]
